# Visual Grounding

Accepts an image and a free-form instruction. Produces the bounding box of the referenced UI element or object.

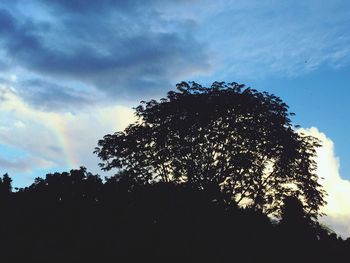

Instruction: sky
[0,0,350,236]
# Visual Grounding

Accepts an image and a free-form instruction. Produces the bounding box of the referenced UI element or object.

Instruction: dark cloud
[0,60,10,70]
[47,145,63,155]
[17,78,95,111]
[40,0,144,13]
[0,156,39,173]
[0,1,210,101]
[40,0,193,14]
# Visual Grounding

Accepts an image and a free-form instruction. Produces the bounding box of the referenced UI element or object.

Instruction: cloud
[0,2,211,100]
[300,127,350,238]
[16,78,96,111]
[0,155,54,173]
[40,0,164,13]
[190,0,350,78]
[0,84,135,181]
[0,0,349,109]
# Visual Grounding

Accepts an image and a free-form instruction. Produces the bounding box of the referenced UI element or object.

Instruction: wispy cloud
[203,1,350,79]
[0,155,54,173]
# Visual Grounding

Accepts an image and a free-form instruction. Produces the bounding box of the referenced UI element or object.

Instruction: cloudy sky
[0,0,350,236]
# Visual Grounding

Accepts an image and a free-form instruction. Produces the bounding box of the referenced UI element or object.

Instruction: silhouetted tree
[0,173,12,194]
[25,167,103,203]
[280,195,316,240]
[281,196,307,225]
[95,81,326,219]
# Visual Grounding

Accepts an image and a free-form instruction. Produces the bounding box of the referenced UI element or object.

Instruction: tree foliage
[95,81,326,218]
[24,167,103,203]
[0,173,12,195]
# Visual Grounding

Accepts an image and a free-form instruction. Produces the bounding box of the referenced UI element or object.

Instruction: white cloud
[300,127,350,238]
[10,74,17,82]
[14,120,25,128]
[0,84,135,179]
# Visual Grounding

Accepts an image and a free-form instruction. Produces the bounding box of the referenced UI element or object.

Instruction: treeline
[0,169,349,263]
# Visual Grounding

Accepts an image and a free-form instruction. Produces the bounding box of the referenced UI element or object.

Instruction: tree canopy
[0,173,12,196]
[95,81,326,218]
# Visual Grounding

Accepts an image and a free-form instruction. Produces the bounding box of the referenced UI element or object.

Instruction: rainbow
[49,117,80,170]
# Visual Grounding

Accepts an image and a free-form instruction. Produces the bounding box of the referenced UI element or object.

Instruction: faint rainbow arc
[49,117,79,170]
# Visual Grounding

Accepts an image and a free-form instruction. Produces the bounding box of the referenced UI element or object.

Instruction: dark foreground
[0,169,349,263]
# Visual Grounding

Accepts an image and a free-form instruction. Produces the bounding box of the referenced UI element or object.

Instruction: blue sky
[0,0,350,221]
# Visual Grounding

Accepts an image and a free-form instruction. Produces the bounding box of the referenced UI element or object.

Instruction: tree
[25,167,103,203]
[95,81,326,218]
[0,173,12,194]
